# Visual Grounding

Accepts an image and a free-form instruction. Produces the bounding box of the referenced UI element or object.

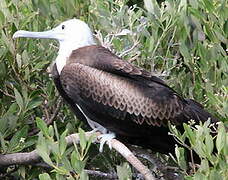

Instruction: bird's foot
[98,132,116,152]
[86,119,115,152]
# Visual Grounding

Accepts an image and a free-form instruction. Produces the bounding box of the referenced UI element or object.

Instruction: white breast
[56,54,68,74]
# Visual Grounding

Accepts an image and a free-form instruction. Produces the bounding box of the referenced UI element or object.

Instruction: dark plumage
[52,45,218,154]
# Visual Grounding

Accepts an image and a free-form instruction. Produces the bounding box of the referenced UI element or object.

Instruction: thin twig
[43,104,50,123]
[86,170,144,179]
[85,170,117,179]
[0,88,15,99]
[190,149,196,173]
[119,42,139,58]
[47,98,62,124]
[128,52,141,63]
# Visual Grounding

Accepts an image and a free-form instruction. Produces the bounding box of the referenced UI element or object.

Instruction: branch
[0,131,156,180]
[84,170,117,179]
[109,138,155,180]
[0,150,40,166]
[47,98,62,124]
[0,88,15,99]
[119,42,139,58]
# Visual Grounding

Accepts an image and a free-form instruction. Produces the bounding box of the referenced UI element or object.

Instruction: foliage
[169,120,228,179]
[36,118,93,180]
[0,0,227,179]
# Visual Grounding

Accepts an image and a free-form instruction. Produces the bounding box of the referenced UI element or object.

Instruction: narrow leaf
[37,136,54,166]
[79,128,87,150]
[183,123,196,145]
[216,123,226,153]
[59,130,68,155]
[205,133,213,156]
[36,117,49,138]
[39,173,52,180]
[14,88,23,111]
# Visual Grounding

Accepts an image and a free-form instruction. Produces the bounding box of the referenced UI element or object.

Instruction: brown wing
[68,45,166,85]
[60,62,185,127]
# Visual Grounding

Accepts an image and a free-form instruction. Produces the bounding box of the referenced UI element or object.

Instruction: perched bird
[13,19,218,154]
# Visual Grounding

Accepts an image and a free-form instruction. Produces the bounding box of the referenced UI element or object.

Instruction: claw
[98,133,116,152]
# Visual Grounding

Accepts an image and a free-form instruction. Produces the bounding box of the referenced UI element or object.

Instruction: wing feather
[60,63,185,126]
[69,45,165,85]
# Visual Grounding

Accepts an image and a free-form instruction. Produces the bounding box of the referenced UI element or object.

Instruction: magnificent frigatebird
[13,19,218,154]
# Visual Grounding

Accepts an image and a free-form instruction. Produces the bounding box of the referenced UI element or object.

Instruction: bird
[13,19,218,154]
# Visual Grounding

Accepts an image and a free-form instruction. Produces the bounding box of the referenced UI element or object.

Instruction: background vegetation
[0,0,227,179]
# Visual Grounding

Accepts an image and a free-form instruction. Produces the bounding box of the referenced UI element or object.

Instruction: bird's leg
[76,105,116,152]
[87,119,106,133]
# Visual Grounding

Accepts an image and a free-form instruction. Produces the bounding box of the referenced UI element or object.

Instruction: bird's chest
[56,55,68,74]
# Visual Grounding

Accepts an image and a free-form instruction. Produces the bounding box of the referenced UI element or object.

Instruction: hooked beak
[13,29,62,40]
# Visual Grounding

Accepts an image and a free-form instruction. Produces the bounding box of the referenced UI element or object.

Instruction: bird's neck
[56,40,96,74]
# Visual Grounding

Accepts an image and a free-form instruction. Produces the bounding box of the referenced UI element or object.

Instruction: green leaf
[36,134,54,166]
[8,126,28,152]
[183,123,196,145]
[71,151,78,170]
[202,0,214,13]
[36,117,49,138]
[61,156,72,171]
[85,132,96,155]
[54,121,60,142]
[194,172,207,180]
[27,97,43,110]
[59,130,67,155]
[16,54,22,69]
[143,0,160,17]
[18,166,26,179]
[199,159,209,173]
[0,132,7,153]
[79,128,87,150]
[117,162,132,180]
[0,61,6,80]
[34,61,50,71]
[14,87,24,111]
[175,146,187,170]
[179,41,191,60]
[55,174,66,180]
[209,169,223,180]
[0,115,8,134]
[48,125,54,138]
[39,173,52,180]
[216,123,226,153]
[194,139,206,158]
[79,170,89,180]
[71,151,85,174]
[0,10,5,27]
[205,133,213,157]
[50,142,59,160]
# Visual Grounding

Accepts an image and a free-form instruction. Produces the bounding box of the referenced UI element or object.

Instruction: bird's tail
[185,99,218,123]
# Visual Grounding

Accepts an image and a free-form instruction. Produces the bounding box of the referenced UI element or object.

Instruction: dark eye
[61,25,65,30]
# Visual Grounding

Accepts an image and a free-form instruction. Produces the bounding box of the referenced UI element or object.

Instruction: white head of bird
[13,19,95,73]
